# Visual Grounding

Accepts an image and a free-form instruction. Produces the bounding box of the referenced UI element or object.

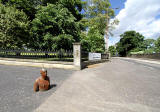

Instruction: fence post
[73,43,81,70]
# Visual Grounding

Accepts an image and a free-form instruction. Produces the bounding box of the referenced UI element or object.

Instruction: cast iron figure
[34,68,50,92]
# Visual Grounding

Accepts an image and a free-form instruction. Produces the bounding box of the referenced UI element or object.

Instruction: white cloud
[109,0,160,46]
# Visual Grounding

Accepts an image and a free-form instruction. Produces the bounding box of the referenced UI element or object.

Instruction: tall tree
[0,0,84,50]
[155,37,160,52]
[41,0,85,21]
[142,39,155,49]
[86,0,115,35]
[0,0,37,20]
[0,4,30,49]
[30,4,81,50]
[80,0,117,53]
[116,31,144,56]
[81,29,105,53]
[109,45,116,56]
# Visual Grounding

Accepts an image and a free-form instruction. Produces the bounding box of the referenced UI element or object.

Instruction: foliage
[108,46,116,56]
[129,38,156,55]
[0,4,30,49]
[0,0,84,21]
[155,37,160,52]
[0,0,115,52]
[0,0,37,20]
[116,31,144,56]
[80,0,116,53]
[30,4,81,50]
[59,0,85,21]
[142,39,155,49]
[130,49,155,55]
[86,0,115,35]
[81,30,105,53]
[144,48,155,54]
[130,51,144,55]
[0,0,84,50]
[41,0,85,21]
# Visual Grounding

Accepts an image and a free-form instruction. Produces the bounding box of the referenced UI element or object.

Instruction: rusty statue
[34,68,50,92]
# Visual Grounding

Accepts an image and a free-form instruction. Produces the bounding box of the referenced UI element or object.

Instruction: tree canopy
[85,0,114,35]
[142,39,155,49]
[0,0,117,52]
[109,46,116,56]
[41,0,85,21]
[116,31,144,56]
[0,0,84,50]
[0,0,37,20]
[81,29,105,52]
[155,37,160,52]
[0,4,30,49]
[30,4,81,50]
[80,0,116,52]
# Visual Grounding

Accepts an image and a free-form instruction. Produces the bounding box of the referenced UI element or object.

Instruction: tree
[108,46,116,56]
[0,4,30,49]
[30,4,81,50]
[0,0,84,50]
[1,0,85,21]
[41,0,85,21]
[86,0,115,35]
[116,31,144,56]
[80,0,117,53]
[155,37,160,52]
[0,0,37,20]
[81,29,105,53]
[143,39,155,49]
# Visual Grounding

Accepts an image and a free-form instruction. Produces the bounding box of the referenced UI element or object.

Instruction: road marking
[115,57,160,65]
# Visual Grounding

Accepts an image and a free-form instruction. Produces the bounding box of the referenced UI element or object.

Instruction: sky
[109,0,160,46]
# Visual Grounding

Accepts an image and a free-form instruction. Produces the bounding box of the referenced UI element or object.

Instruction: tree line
[0,0,116,52]
[0,0,84,50]
[109,31,160,56]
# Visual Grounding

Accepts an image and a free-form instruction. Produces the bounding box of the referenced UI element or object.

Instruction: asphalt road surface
[97,58,160,111]
[34,58,160,112]
[0,65,74,112]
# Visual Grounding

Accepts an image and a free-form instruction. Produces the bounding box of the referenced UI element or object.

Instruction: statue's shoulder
[36,77,41,82]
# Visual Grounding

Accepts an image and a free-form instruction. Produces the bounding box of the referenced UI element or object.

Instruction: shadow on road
[49,84,57,90]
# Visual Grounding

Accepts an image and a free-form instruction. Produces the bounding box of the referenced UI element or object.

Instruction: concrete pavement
[0,58,75,70]
[35,58,160,112]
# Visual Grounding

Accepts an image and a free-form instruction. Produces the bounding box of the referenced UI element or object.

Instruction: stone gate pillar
[73,43,81,70]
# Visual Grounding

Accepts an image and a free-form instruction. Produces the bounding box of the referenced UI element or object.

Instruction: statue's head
[40,68,47,79]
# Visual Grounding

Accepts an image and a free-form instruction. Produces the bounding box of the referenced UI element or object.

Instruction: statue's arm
[46,76,50,85]
[34,79,39,92]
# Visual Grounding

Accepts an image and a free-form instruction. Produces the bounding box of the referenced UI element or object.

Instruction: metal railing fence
[0,48,73,61]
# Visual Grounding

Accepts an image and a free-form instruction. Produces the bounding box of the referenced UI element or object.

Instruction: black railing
[82,51,88,61]
[0,48,73,61]
[101,53,109,59]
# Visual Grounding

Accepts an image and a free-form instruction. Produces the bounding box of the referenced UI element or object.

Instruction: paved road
[0,65,74,112]
[35,58,160,112]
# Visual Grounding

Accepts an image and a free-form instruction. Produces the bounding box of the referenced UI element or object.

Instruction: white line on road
[114,57,160,65]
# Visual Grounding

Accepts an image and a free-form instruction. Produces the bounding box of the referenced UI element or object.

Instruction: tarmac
[0,65,74,112]
[34,57,160,112]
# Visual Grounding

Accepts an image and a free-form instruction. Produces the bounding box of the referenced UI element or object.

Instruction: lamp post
[105,7,119,52]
